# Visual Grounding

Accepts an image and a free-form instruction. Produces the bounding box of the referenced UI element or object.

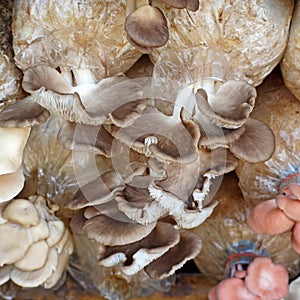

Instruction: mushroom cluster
[248,180,300,255]
[0,195,73,289]
[209,257,289,300]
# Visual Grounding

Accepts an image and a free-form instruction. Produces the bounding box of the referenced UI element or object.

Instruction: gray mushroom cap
[125,5,169,53]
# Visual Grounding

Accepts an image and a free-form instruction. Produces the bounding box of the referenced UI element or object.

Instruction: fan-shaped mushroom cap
[22,64,145,125]
[245,257,289,299]
[83,214,157,246]
[0,127,30,175]
[125,5,169,53]
[98,222,180,275]
[229,118,275,163]
[248,199,294,235]
[43,235,73,289]
[115,180,167,225]
[14,241,49,271]
[67,170,125,210]
[57,122,113,157]
[0,223,33,266]
[236,68,300,202]
[0,97,50,127]
[2,199,40,227]
[0,265,12,286]
[144,230,201,279]
[276,194,300,222]
[212,277,260,300]
[195,81,256,129]
[10,247,58,288]
[111,106,200,164]
[0,170,25,203]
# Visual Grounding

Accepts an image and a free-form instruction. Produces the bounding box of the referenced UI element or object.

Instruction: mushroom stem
[71,68,96,85]
[136,0,151,8]
[172,86,195,120]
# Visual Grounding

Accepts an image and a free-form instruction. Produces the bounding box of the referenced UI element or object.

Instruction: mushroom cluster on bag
[209,257,289,300]
[0,195,73,289]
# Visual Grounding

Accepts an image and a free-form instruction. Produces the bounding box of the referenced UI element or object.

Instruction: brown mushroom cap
[98,222,180,275]
[67,170,124,210]
[229,118,275,163]
[195,81,256,129]
[111,107,200,164]
[83,214,157,246]
[144,230,201,279]
[0,97,50,127]
[57,122,113,157]
[125,5,169,50]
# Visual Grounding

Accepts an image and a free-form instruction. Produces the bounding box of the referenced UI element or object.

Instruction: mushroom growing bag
[236,68,300,203]
[193,173,300,282]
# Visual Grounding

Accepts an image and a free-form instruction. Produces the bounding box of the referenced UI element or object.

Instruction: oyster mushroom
[245,257,289,299]
[0,195,73,289]
[248,182,300,255]
[0,126,31,203]
[125,4,169,54]
[21,64,146,126]
[209,257,289,300]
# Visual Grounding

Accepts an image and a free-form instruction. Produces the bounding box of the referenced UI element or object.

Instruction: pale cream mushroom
[2,199,40,228]
[0,223,33,266]
[0,126,30,203]
[0,196,73,288]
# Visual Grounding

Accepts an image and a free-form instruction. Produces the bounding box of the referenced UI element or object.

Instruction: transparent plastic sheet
[68,234,176,300]
[12,0,141,79]
[193,173,300,282]
[153,45,249,83]
[150,0,293,86]
[21,116,94,208]
[236,68,300,203]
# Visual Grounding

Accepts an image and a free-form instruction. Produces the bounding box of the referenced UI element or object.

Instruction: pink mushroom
[245,257,289,300]
[248,182,300,254]
[208,257,289,300]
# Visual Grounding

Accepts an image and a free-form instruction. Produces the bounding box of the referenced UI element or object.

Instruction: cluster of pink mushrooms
[1,0,300,299]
